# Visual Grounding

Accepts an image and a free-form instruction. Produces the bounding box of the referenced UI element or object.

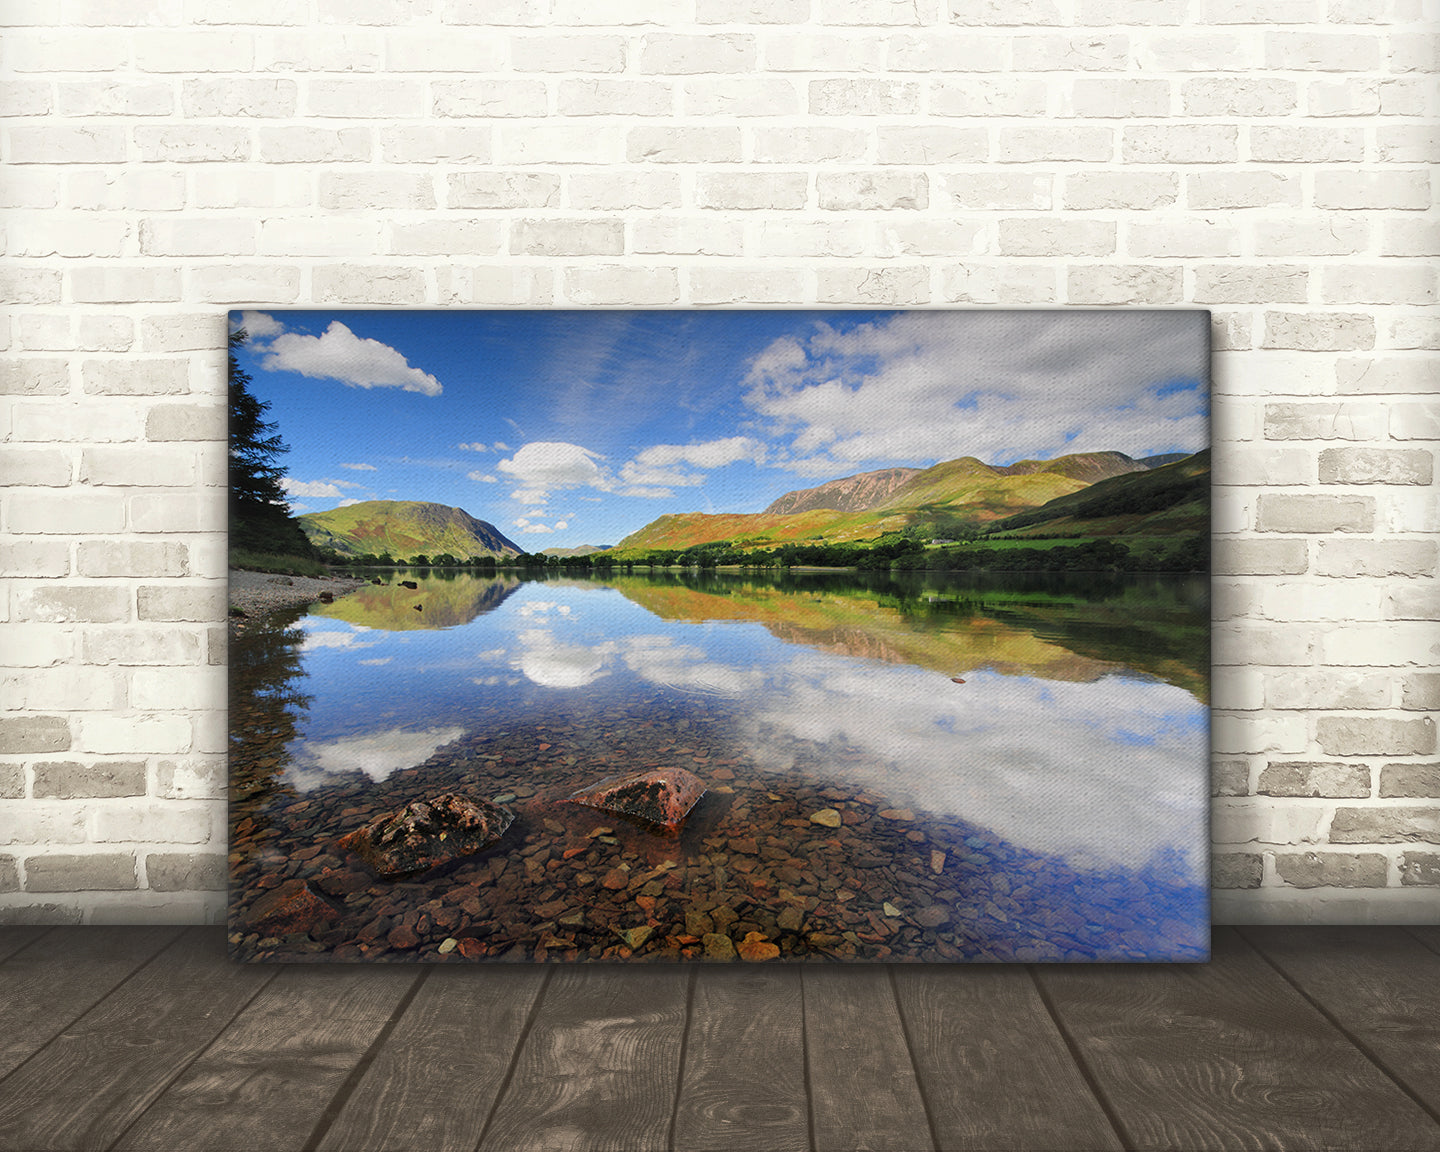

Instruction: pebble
[736,932,780,962]
[809,808,842,828]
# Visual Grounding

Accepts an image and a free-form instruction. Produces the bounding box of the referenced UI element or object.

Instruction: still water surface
[230,569,1209,963]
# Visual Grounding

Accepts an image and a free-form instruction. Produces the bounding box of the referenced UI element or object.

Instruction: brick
[1264,401,1387,440]
[306,78,425,118]
[1386,316,1440,350]
[511,35,626,72]
[1323,265,1436,307]
[0,858,16,893]
[1400,853,1440,886]
[389,221,502,256]
[8,492,127,536]
[1320,448,1432,486]
[255,29,385,71]
[6,125,126,164]
[1378,125,1440,165]
[617,218,737,255]
[1195,266,1307,304]
[696,173,809,210]
[1066,78,1170,118]
[155,759,226,800]
[15,666,128,711]
[639,33,755,74]
[1306,78,1382,117]
[1251,126,1365,164]
[1188,171,1300,210]
[567,172,680,210]
[1275,852,1387,889]
[822,0,935,21]
[1330,805,1439,844]
[944,173,1052,210]
[1402,676,1440,713]
[146,853,226,892]
[1212,760,1249,797]
[1318,716,1436,758]
[1257,579,1384,625]
[951,0,1063,25]
[875,126,987,165]
[810,78,921,116]
[1322,625,1438,668]
[817,266,929,306]
[437,267,554,305]
[564,266,678,306]
[146,404,225,443]
[626,127,741,164]
[192,169,309,210]
[26,853,138,891]
[9,217,130,259]
[0,171,60,211]
[0,623,74,667]
[1212,852,1263,889]
[1136,32,1259,72]
[441,0,546,22]
[129,492,216,533]
[257,127,373,164]
[1182,77,1295,116]
[32,761,146,799]
[136,585,225,623]
[997,126,1113,163]
[319,173,435,211]
[0,359,69,396]
[82,627,202,665]
[313,266,426,305]
[875,220,983,257]
[0,716,71,754]
[1214,667,1264,710]
[512,219,624,256]
[74,714,192,756]
[1255,494,1373,533]
[447,172,560,210]
[1212,539,1307,576]
[0,268,61,305]
[1380,762,1440,798]
[139,317,223,356]
[1266,31,1382,71]
[999,219,1115,257]
[80,446,197,487]
[1123,124,1238,164]
[0,448,71,486]
[817,172,927,211]
[71,268,183,305]
[1335,359,1438,395]
[80,359,189,397]
[134,126,250,163]
[94,803,211,845]
[558,80,673,118]
[1067,266,1182,305]
[1127,220,1240,259]
[1316,540,1436,578]
[943,265,1059,305]
[1381,218,1440,259]
[762,34,885,73]
[1012,34,1129,71]
[1266,670,1390,711]
[1314,170,1431,211]
[182,78,295,118]
[0,78,51,114]
[688,268,807,305]
[77,540,192,580]
[698,0,810,18]
[1258,762,1370,798]
[931,79,1046,115]
[0,542,70,580]
[1212,798,1325,843]
[431,79,545,118]
[1212,582,1258,620]
[1213,624,1315,667]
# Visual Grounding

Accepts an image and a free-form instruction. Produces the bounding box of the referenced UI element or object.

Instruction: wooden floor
[0,926,1436,1152]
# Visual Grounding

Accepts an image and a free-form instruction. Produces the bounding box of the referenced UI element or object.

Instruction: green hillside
[297,500,521,560]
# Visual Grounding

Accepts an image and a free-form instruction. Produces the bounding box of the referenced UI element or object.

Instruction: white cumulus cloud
[498,441,611,507]
[234,310,287,339]
[468,471,498,483]
[340,462,376,471]
[260,321,443,396]
[282,478,344,499]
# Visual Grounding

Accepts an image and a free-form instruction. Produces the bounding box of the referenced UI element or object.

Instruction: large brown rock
[246,879,335,937]
[567,767,706,833]
[338,793,514,878]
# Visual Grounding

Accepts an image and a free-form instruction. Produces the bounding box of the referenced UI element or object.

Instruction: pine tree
[229,328,316,560]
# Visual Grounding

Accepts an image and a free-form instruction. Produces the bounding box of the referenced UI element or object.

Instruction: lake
[229,568,1209,963]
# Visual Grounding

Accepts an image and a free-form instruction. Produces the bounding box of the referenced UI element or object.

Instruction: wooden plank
[1035,927,1440,1152]
[0,925,182,1081]
[1244,925,1440,1126]
[478,965,690,1152]
[0,927,50,964]
[312,965,547,1152]
[802,965,933,1152]
[673,966,808,1152]
[892,965,1123,1152]
[1411,926,1440,957]
[111,964,422,1152]
[0,928,274,1152]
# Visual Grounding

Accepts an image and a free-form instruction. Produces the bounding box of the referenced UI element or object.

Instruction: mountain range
[297,500,521,559]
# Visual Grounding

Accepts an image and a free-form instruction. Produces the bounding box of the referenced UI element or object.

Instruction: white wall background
[0,0,1435,927]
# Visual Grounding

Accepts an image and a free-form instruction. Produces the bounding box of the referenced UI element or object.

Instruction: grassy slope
[299,500,519,559]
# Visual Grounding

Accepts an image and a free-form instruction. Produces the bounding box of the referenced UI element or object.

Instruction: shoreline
[228,568,368,619]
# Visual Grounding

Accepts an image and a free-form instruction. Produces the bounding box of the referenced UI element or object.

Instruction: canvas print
[228,309,1211,964]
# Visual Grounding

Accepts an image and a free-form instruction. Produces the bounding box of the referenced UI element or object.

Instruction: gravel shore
[229,569,368,617]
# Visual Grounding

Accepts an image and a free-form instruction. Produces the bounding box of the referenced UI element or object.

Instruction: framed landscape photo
[227,309,1211,964]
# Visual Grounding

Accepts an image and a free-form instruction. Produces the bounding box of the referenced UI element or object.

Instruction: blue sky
[231,309,1209,547]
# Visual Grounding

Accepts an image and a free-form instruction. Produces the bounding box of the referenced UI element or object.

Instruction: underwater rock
[567,767,706,833]
[338,793,514,878]
[400,580,418,589]
[245,878,335,937]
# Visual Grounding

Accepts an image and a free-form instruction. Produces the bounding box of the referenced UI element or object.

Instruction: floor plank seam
[1236,927,1440,1135]
[0,927,186,1096]
[665,966,700,1152]
[473,964,555,1152]
[886,968,940,1152]
[1404,926,1440,959]
[1027,966,1136,1152]
[799,967,817,1152]
[0,926,56,966]
[102,947,285,1152]
[300,966,433,1152]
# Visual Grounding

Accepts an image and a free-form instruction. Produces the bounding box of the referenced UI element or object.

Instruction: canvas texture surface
[227,308,1211,963]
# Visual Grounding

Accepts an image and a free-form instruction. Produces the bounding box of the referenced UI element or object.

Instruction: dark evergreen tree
[229,328,316,560]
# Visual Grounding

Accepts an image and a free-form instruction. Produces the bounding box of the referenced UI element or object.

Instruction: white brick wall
[1,2,1435,926]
